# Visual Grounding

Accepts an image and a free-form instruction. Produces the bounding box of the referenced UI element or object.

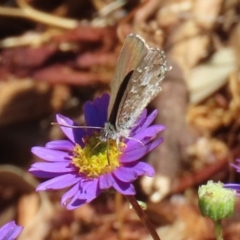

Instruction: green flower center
[71,132,125,178]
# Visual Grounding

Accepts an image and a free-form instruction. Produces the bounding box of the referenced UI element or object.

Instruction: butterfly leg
[126,136,145,146]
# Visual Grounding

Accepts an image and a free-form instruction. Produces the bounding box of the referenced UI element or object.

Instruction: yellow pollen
[71,132,125,178]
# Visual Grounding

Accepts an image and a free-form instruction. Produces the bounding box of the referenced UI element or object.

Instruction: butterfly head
[99,122,117,142]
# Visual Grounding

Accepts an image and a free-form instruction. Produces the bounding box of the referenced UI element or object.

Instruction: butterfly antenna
[51,122,102,130]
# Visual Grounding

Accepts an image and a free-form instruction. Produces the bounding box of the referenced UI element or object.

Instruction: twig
[125,195,161,240]
[0,0,78,29]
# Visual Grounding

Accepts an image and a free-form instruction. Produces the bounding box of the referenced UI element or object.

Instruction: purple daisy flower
[224,159,240,196]
[0,221,23,240]
[29,94,165,210]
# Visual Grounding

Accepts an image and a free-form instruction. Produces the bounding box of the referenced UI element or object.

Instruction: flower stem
[214,220,223,240]
[125,195,161,240]
[115,192,123,240]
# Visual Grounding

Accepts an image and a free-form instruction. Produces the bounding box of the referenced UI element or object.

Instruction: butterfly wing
[115,48,167,132]
[108,34,149,119]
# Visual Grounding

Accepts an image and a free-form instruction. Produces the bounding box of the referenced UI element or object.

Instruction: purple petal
[132,161,155,177]
[30,162,75,173]
[81,179,99,197]
[61,183,80,206]
[67,179,101,209]
[29,168,62,178]
[84,102,100,127]
[134,125,165,139]
[84,94,109,127]
[113,162,155,182]
[36,173,81,190]
[99,173,115,189]
[31,147,71,162]
[46,140,74,151]
[130,109,147,134]
[113,167,138,183]
[0,221,23,239]
[137,110,158,132]
[127,125,165,149]
[56,114,85,145]
[112,177,136,195]
[94,94,109,123]
[133,109,148,126]
[224,184,240,190]
[121,137,163,163]
[141,110,158,129]
[66,199,87,210]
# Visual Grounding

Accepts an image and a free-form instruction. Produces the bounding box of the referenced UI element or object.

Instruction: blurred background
[0,0,240,239]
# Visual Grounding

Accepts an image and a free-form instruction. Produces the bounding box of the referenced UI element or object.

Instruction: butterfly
[99,33,168,144]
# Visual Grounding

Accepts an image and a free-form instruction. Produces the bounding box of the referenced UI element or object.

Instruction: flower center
[71,132,125,178]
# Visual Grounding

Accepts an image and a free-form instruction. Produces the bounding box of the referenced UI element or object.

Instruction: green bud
[198,181,236,221]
